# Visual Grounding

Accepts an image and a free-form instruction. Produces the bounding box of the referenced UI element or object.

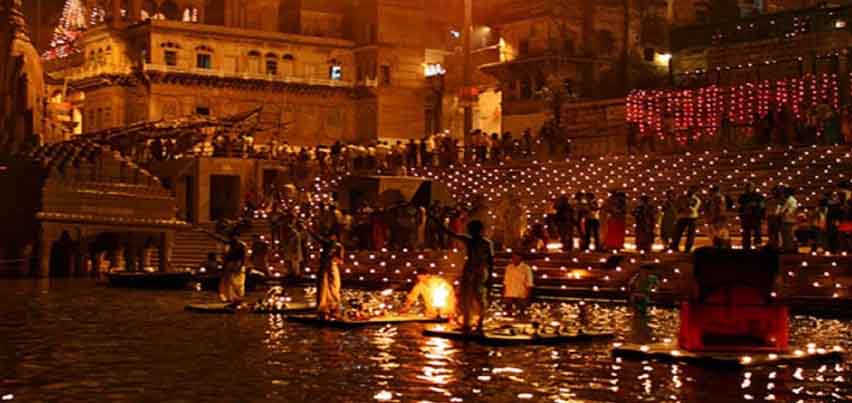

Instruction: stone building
[42,0,462,145]
[670,1,852,89]
[468,0,670,143]
[0,0,184,278]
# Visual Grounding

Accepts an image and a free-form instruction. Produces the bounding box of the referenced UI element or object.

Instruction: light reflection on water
[0,279,849,402]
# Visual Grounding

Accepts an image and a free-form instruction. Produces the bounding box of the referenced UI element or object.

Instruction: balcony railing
[671,5,852,52]
[142,64,355,88]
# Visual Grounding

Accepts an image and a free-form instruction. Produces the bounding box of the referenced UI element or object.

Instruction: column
[129,0,143,23]
[109,0,123,27]
[159,231,174,272]
[37,226,59,278]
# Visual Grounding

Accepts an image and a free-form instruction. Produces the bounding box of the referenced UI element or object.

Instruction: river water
[0,279,849,403]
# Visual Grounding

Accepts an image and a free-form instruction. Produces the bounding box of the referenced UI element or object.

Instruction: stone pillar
[37,226,59,278]
[129,0,143,23]
[109,0,122,27]
[159,231,174,272]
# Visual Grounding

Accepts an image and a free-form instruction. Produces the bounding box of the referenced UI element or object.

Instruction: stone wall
[561,98,627,156]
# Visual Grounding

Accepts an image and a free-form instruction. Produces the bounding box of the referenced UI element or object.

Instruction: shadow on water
[0,279,849,402]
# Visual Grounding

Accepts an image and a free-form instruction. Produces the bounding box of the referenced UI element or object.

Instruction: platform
[285,313,446,328]
[611,342,844,368]
[423,324,614,345]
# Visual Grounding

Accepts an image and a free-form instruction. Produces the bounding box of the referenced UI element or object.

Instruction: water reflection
[0,280,850,402]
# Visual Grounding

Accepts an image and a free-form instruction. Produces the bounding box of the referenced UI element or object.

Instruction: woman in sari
[604,191,627,251]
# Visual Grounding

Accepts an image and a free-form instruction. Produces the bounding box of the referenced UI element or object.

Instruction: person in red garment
[604,191,627,251]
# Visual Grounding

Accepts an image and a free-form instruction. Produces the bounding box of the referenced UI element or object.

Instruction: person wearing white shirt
[780,187,799,252]
[669,186,702,252]
[503,252,534,318]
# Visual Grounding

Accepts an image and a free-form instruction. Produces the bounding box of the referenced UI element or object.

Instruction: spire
[43,0,89,60]
[2,0,32,43]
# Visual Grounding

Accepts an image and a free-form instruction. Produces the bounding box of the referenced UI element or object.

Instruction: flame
[419,276,455,318]
[431,282,451,310]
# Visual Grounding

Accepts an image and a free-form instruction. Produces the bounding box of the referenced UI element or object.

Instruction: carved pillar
[159,231,174,272]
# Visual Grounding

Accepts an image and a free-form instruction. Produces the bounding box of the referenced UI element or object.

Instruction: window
[266,59,278,75]
[281,54,294,76]
[329,65,342,80]
[380,65,391,85]
[196,107,210,116]
[196,53,212,69]
[424,63,445,77]
[164,50,178,66]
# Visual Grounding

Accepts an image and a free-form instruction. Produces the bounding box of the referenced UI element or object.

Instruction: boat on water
[106,271,195,290]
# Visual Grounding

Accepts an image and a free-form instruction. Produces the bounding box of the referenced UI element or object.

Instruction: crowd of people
[522,181,852,255]
[137,122,571,181]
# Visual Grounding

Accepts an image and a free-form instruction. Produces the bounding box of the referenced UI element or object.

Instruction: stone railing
[672,5,852,52]
[142,64,355,88]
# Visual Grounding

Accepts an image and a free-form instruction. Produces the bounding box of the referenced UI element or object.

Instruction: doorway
[184,175,195,223]
[210,175,240,221]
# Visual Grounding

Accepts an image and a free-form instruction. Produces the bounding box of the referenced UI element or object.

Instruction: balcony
[671,5,852,52]
[142,64,355,88]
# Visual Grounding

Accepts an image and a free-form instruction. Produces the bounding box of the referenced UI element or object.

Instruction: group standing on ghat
[211,168,852,330]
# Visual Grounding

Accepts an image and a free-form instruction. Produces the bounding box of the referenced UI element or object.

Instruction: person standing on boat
[429,215,494,336]
[503,252,534,319]
[219,232,247,307]
[309,230,344,320]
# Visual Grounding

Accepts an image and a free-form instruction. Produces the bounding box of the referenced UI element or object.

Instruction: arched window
[161,42,182,66]
[328,58,342,81]
[195,45,213,69]
[247,50,262,74]
[265,53,278,75]
[281,54,295,76]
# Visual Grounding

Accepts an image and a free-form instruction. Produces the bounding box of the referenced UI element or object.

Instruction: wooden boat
[285,313,447,329]
[422,324,614,345]
[106,271,194,290]
[185,302,316,314]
